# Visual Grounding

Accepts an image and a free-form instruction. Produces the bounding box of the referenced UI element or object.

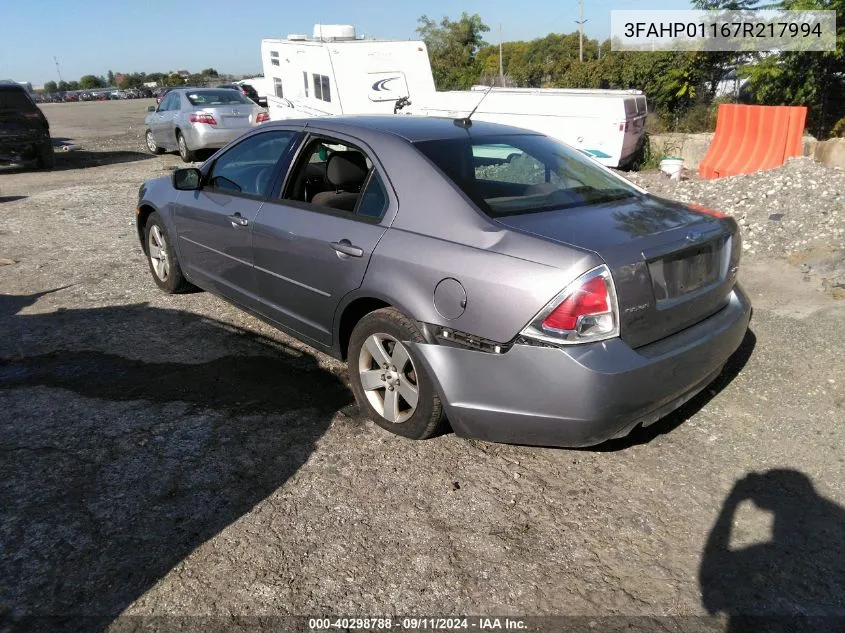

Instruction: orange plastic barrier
[698,104,807,179]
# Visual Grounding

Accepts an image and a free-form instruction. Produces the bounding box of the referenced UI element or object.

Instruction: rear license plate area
[649,239,724,302]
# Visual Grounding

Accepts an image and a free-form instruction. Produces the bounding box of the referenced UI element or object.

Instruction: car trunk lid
[202,105,253,129]
[496,195,741,348]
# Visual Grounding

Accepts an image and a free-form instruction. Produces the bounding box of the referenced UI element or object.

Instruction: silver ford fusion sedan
[143,88,269,162]
[135,115,751,447]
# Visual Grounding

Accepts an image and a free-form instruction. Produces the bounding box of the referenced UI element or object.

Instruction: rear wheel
[144,211,193,293]
[36,141,55,169]
[176,131,196,163]
[145,130,164,155]
[348,308,445,440]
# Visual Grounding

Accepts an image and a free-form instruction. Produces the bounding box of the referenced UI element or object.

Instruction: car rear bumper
[409,284,752,448]
[0,136,48,163]
[182,125,251,150]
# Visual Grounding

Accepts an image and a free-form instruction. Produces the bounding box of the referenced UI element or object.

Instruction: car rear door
[172,129,300,310]
[251,132,395,346]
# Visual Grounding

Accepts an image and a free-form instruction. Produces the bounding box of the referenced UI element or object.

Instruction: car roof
[265,115,543,143]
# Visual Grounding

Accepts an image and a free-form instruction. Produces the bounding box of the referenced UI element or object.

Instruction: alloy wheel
[148,225,170,281]
[358,333,419,424]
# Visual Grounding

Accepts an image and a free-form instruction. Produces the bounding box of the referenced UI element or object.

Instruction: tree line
[42,68,223,94]
[418,0,845,138]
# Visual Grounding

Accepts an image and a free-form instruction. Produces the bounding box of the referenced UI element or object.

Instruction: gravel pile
[621,157,845,297]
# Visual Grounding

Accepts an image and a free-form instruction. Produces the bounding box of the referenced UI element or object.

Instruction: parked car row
[32,88,154,103]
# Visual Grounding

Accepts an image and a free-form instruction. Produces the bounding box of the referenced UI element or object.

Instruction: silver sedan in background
[144,88,269,162]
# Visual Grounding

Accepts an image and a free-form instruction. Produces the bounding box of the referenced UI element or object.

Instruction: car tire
[145,130,165,155]
[144,211,193,294]
[348,307,446,440]
[36,141,55,169]
[176,131,196,163]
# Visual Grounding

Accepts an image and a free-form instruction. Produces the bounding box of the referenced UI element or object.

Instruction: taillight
[521,265,619,345]
[256,111,270,123]
[189,113,217,125]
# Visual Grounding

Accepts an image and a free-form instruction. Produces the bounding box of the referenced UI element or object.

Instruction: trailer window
[313,74,331,102]
[414,134,640,218]
[270,51,280,67]
[303,72,309,97]
[273,78,284,99]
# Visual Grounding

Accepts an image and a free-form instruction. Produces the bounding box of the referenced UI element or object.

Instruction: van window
[313,74,331,102]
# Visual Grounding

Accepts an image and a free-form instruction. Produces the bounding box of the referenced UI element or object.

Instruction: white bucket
[659,157,684,180]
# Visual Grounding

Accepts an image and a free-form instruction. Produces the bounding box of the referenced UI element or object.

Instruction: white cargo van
[260,25,647,167]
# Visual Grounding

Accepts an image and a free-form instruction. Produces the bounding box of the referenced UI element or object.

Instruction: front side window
[208,130,298,197]
[414,134,640,218]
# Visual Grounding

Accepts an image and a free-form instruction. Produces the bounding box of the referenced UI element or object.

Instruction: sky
[1,0,688,86]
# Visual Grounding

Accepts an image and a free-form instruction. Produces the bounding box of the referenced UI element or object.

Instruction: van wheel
[145,130,164,155]
[176,131,196,163]
[144,212,193,294]
[348,308,445,440]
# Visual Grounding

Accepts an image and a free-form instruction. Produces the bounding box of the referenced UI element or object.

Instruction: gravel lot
[2,101,845,632]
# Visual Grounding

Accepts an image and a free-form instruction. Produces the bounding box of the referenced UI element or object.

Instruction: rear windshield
[186,90,252,106]
[414,134,640,218]
[0,87,36,111]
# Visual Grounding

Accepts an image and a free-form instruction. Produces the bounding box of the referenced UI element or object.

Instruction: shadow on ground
[0,149,154,175]
[590,328,757,452]
[700,469,845,632]
[0,291,354,631]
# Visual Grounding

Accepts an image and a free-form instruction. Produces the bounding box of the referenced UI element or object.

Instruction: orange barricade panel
[698,104,807,179]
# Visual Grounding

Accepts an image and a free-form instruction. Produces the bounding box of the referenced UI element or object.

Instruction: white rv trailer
[259,25,647,167]
[260,24,436,120]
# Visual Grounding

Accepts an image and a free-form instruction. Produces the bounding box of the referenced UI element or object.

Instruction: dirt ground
[1,100,844,632]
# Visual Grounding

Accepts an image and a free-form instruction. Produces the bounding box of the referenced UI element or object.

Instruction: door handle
[331,239,364,258]
[228,213,248,227]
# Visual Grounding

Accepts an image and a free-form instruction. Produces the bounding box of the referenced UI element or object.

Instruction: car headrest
[326,152,368,189]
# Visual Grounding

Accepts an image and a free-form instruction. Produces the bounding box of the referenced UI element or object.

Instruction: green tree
[78,74,103,89]
[416,13,490,90]
[106,70,115,86]
[43,80,58,93]
[200,67,219,77]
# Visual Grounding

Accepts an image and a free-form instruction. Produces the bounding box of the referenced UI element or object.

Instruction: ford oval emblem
[685,231,701,242]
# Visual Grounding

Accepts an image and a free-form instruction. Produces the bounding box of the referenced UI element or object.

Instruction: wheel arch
[136,203,159,253]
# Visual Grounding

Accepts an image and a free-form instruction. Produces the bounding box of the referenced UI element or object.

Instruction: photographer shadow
[700,469,845,632]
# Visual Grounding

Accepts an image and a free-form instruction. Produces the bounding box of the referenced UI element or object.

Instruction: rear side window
[357,171,389,218]
[0,87,36,111]
[414,134,640,218]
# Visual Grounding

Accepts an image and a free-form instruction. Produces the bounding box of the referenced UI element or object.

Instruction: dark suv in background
[216,83,266,107]
[0,81,54,169]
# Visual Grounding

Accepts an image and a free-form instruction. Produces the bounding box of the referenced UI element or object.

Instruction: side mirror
[173,168,202,191]
[147,105,156,112]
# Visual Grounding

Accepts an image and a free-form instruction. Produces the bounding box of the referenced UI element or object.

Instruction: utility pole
[53,56,63,83]
[575,0,588,62]
[498,24,504,87]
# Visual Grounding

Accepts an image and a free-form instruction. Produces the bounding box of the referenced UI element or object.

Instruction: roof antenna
[454,84,494,128]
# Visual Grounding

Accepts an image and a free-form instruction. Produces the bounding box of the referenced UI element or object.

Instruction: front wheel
[176,131,196,163]
[144,212,193,293]
[348,308,445,440]
[145,130,164,155]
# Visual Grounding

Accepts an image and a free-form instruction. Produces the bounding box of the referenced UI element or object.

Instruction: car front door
[172,129,300,309]
[151,93,174,146]
[251,133,394,346]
